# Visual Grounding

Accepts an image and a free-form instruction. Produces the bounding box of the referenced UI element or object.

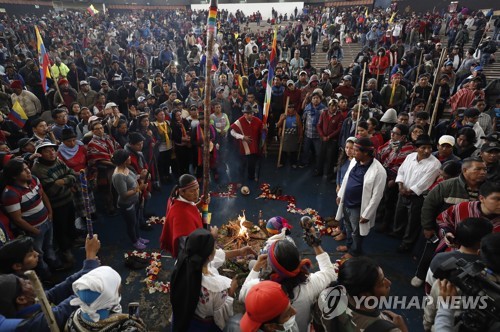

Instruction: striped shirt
[2,176,49,227]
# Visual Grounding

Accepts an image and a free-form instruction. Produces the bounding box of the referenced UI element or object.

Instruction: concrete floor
[68,154,425,332]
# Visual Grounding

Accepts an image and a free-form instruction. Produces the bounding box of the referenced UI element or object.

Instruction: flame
[237,212,248,238]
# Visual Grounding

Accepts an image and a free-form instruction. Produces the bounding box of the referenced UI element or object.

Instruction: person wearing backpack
[479,36,497,67]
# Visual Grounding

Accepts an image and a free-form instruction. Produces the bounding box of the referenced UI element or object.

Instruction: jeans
[301,136,321,167]
[480,52,491,67]
[119,202,141,244]
[32,221,59,274]
[343,206,363,256]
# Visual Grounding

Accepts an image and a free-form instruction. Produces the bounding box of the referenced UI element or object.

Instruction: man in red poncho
[160,174,205,258]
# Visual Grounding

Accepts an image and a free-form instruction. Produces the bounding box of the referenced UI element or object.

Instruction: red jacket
[369,55,389,75]
[317,110,344,140]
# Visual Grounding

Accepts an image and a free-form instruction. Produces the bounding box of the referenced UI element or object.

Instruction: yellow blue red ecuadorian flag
[8,101,28,128]
[35,26,51,92]
[87,4,99,16]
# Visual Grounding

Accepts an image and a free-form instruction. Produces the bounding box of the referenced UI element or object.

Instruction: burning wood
[218,211,268,251]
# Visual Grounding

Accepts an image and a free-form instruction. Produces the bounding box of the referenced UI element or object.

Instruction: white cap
[438,135,455,147]
[35,140,57,154]
[105,102,118,109]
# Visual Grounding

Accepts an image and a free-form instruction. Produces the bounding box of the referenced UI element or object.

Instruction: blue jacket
[0,259,100,332]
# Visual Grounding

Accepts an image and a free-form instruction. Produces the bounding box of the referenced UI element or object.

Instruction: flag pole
[355,62,367,136]
[277,96,290,167]
[202,0,218,228]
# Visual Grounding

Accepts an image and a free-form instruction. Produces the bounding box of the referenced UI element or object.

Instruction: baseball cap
[79,80,89,86]
[323,69,331,76]
[463,108,480,118]
[481,141,500,152]
[286,80,294,86]
[100,80,109,85]
[173,99,182,105]
[35,140,57,154]
[299,70,307,76]
[18,137,34,149]
[343,75,352,81]
[137,96,146,103]
[240,281,290,332]
[438,135,455,147]
[105,102,118,109]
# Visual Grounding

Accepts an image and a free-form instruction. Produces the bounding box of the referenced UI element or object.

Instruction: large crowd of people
[0,3,499,331]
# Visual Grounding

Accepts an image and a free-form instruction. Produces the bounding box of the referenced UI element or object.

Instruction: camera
[434,257,500,332]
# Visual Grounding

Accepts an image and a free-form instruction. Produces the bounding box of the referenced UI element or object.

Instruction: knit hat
[312,88,323,98]
[266,216,292,235]
[58,78,69,86]
[111,149,130,166]
[380,108,397,123]
[129,132,145,145]
[10,80,22,89]
[61,128,76,141]
[240,281,290,332]
[308,75,319,84]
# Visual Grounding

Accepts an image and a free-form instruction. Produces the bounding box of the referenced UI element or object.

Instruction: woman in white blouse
[170,228,256,331]
[239,228,336,332]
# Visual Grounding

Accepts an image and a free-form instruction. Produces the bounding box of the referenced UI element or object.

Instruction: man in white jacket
[335,137,387,258]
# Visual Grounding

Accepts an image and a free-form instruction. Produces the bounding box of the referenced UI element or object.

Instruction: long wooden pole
[277,97,290,167]
[202,0,218,227]
[428,86,442,135]
[408,51,424,112]
[25,270,60,332]
[425,47,447,113]
[354,62,367,136]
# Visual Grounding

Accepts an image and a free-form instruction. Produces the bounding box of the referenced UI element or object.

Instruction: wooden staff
[54,79,64,105]
[202,0,218,227]
[425,47,447,113]
[79,170,93,239]
[408,51,424,112]
[24,270,60,332]
[355,62,367,136]
[277,97,290,167]
[428,86,442,135]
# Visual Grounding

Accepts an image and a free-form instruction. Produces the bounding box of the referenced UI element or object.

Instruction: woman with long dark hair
[170,228,255,331]
[171,109,192,176]
[111,149,149,250]
[239,231,335,331]
[314,257,408,332]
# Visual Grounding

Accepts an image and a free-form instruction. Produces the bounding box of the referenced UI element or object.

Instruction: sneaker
[411,276,424,288]
[133,241,146,250]
[138,237,150,244]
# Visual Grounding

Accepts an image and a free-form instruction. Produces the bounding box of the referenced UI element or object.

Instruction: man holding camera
[434,233,500,331]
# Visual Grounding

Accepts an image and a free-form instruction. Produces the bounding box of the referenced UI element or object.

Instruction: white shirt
[396,152,441,196]
[239,252,336,332]
[195,249,234,330]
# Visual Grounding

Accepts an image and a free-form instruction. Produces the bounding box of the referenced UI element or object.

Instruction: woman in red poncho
[160,174,205,258]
